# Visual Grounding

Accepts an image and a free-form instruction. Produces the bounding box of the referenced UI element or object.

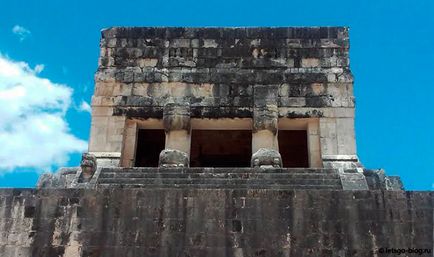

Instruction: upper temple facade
[37,27,403,190]
[90,27,357,170]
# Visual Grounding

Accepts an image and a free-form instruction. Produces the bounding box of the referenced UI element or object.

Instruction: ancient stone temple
[91,26,356,172]
[0,27,432,257]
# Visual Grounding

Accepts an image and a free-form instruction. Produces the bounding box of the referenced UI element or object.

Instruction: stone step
[98,172,340,180]
[100,167,339,174]
[97,178,342,186]
[96,183,341,190]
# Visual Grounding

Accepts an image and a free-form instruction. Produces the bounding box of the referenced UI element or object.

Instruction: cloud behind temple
[0,54,87,172]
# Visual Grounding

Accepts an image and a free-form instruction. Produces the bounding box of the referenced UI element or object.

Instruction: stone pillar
[252,85,282,167]
[307,120,322,168]
[319,117,361,169]
[252,104,279,152]
[160,103,191,167]
[120,120,138,167]
[88,114,126,167]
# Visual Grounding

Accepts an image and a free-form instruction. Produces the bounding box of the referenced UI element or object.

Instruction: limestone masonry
[91,27,356,170]
[0,27,432,257]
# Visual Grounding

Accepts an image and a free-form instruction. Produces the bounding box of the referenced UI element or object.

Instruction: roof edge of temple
[100,26,349,40]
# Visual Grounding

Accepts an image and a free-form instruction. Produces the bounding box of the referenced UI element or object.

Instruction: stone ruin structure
[0,27,432,257]
[92,26,355,172]
[40,26,401,190]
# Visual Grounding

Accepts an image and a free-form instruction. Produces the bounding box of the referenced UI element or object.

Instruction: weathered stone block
[251,148,282,168]
[37,167,79,189]
[159,149,189,167]
[301,58,320,68]
[339,169,369,190]
[137,58,158,67]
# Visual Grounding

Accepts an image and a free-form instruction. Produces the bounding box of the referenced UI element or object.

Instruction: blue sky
[0,0,433,190]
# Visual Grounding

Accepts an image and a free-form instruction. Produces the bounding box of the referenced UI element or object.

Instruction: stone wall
[94,27,353,118]
[1,188,432,257]
[89,27,358,168]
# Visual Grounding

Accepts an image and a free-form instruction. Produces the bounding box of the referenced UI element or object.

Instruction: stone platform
[0,188,432,257]
[38,167,405,191]
[97,168,343,189]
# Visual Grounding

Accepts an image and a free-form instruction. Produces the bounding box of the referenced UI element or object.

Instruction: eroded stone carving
[253,105,278,134]
[36,167,79,188]
[159,149,189,167]
[251,148,282,168]
[78,153,97,183]
[163,102,191,132]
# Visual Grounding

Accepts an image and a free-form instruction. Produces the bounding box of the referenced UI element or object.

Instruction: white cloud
[12,25,31,41]
[78,100,92,114]
[0,54,87,172]
[34,64,44,74]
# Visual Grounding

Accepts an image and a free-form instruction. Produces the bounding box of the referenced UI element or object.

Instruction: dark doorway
[135,129,165,167]
[190,130,252,167]
[278,130,309,167]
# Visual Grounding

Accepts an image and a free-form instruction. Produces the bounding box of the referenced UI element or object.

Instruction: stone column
[251,85,282,168]
[307,120,322,168]
[120,120,138,167]
[88,115,126,167]
[252,105,279,152]
[319,117,361,169]
[160,103,191,167]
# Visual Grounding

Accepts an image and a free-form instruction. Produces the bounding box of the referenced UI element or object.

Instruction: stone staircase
[96,167,343,189]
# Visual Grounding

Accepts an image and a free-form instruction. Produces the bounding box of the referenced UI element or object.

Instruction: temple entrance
[278,130,309,167]
[190,130,252,167]
[135,129,165,167]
